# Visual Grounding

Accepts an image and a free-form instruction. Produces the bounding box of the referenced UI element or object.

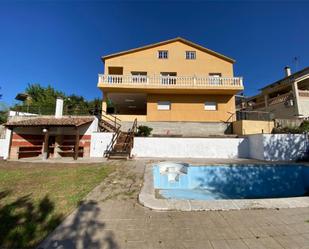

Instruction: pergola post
[42,128,49,160]
[74,127,80,160]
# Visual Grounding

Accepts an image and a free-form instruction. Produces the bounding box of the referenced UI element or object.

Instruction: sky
[0,0,309,105]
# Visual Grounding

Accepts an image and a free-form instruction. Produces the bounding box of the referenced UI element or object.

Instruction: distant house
[245,66,309,119]
[97,37,244,136]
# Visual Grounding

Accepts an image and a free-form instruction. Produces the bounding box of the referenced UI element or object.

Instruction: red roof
[5,116,94,128]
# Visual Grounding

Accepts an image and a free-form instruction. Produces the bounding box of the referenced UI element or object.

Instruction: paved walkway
[39,160,309,249]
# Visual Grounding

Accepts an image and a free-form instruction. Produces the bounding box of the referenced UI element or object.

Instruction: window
[209,73,222,85]
[158,50,168,59]
[209,73,222,77]
[157,101,171,110]
[131,71,147,83]
[160,72,177,85]
[186,51,196,60]
[204,102,217,111]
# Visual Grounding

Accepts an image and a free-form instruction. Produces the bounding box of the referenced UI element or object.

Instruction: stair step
[99,119,117,132]
[108,151,130,160]
[108,155,129,160]
[106,123,136,160]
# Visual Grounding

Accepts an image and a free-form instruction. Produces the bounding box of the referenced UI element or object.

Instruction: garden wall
[248,134,308,161]
[233,120,274,135]
[90,133,308,161]
[90,132,113,157]
[131,137,249,158]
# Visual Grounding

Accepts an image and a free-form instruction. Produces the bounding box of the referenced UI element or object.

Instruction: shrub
[136,125,153,137]
[272,126,301,134]
[299,121,309,132]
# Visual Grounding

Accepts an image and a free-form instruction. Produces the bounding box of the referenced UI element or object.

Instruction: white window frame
[185,51,196,60]
[204,101,217,111]
[158,50,168,59]
[157,101,171,110]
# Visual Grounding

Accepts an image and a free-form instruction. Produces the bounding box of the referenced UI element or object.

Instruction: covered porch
[5,117,94,160]
[102,92,147,122]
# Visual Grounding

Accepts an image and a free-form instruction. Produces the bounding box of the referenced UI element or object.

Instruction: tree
[13,84,101,115]
[0,87,8,124]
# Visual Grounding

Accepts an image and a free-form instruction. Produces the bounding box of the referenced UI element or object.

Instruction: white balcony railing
[98,74,243,88]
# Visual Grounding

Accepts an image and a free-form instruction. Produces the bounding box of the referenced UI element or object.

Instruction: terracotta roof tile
[5,116,94,127]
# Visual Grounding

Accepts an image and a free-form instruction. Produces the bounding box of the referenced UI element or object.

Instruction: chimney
[55,97,63,118]
[284,66,291,77]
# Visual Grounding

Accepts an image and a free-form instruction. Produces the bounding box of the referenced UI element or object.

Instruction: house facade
[97,37,243,124]
[245,66,309,119]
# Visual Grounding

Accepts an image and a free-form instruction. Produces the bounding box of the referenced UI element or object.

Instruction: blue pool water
[153,164,309,200]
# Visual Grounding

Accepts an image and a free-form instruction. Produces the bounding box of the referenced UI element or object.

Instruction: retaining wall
[89,133,308,161]
[131,137,249,158]
[90,132,113,157]
[233,120,274,135]
[121,121,231,136]
[248,134,308,161]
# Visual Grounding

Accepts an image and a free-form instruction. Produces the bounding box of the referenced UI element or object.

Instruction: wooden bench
[57,145,84,157]
[17,146,42,159]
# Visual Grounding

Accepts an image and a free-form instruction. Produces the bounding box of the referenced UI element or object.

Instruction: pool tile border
[138,163,309,211]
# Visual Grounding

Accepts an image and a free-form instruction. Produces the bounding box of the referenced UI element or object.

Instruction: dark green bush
[272,127,301,134]
[136,125,153,137]
[299,121,309,132]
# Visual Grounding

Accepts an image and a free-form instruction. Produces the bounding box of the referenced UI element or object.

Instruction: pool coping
[138,162,309,211]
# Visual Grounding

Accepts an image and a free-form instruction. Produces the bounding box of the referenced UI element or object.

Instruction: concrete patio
[39,160,309,249]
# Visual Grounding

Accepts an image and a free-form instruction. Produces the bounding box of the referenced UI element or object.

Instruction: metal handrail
[100,110,121,130]
[123,118,137,155]
[104,126,121,157]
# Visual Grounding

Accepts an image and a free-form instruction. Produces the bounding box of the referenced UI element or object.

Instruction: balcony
[98,74,243,93]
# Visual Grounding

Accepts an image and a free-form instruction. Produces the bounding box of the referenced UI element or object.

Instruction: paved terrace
[39,159,309,249]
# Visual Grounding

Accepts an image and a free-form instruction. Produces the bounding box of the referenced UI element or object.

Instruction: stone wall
[121,121,232,136]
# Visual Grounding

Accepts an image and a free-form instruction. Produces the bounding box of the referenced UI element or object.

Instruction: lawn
[0,161,113,249]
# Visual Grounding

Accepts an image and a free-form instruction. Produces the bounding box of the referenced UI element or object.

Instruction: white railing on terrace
[98,74,243,88]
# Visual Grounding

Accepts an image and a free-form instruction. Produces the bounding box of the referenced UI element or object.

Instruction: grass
[0,162,114,249]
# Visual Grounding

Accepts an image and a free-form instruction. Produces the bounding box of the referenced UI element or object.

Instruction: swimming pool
[153,163,309,200]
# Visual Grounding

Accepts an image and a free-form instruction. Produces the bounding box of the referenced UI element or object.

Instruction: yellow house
[97,37,243,126]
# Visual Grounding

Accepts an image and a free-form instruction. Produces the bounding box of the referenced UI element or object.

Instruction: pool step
[158,162,188,182]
